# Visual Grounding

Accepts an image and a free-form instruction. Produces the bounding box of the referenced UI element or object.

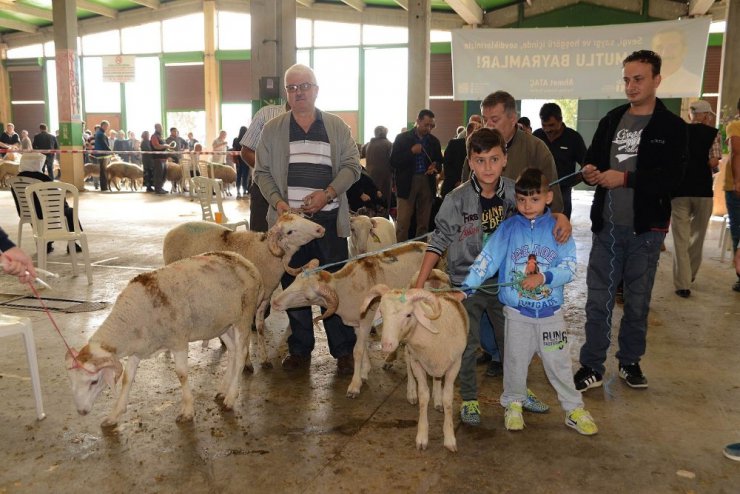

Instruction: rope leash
[299,233,432,276]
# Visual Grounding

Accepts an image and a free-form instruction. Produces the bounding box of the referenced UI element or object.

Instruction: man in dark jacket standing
[93,120,112,191]
[32,123,59,180]
[363,125,393,211]
[574,50,688,393]
[390,109,443,241]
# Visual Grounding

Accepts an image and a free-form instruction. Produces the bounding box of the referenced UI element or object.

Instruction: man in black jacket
[574,50,687,393]
[32,124,59,180]
[390,109,443,241]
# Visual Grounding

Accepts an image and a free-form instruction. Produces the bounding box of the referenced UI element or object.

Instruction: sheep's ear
[97,356,123,388]
[370,218,377,228]
[65,348,79,368]
[361,284,390,315]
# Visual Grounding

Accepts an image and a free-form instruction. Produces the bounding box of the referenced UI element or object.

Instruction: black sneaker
[574,366,603,392]
[476,352,492,365]
[733,278,740,293]
[485,360,503,377]
[619,363,648,389]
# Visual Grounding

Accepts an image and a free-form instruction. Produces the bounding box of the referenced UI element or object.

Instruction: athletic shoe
[460,400,481,426]
[723,443,740,461]
[733,278,740,293]
[566,407,598,435]
[522,388,549,413]
[574,366,603,392]
[619,362,648,388]
[504,402,524,431]
[675,289,691,298]
[615,284,624,305]
[476,352,492,365]
[485,360,503,377]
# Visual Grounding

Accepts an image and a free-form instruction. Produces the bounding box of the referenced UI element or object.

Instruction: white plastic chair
[8,175,41,249]
[191,176,248,231]
[719,214,732,262]
[25,181,93,284]
[0,314,46,420]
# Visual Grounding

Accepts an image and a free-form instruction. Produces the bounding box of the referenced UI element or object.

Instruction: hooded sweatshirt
[462,209,576,317]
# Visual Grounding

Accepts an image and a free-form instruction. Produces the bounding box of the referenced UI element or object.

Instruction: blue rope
[298,232,432,276]
[549,169,582,187]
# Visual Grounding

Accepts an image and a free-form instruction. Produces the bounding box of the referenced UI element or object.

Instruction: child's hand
[451,291,466,302]
[520,273,545,291]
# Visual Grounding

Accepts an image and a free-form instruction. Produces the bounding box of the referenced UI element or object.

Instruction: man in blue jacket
[574,50,688,392]
[93,120,112,191]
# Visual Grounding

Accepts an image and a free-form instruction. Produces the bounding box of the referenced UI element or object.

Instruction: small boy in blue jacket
[460,168,598,435]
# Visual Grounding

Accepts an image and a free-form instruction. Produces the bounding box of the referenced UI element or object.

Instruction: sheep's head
[374,288,442,353]
[65,345,122,416]
[272,262,337,321]
[268,213,326,259]
[349,215,373,254]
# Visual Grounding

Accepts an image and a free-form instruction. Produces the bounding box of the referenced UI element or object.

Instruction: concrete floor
[0,185,738,494]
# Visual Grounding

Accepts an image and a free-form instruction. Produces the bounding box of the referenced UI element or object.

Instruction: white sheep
[348,215,396,257]
[361,285,468,452]
[271,242,438,398]
[163,213,326,367]
[65,251,264,427]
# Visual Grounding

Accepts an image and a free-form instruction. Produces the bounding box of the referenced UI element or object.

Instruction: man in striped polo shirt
[255,64,361,375]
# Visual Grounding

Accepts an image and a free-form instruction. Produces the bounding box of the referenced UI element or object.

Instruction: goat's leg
[347,321,371,398]
[101,355,140,427]
[173,350,195,422]
[433,378,443,412]
[409,358,429,450]
[222,323,248,410]
[217,328,235,399]
[442,359,462,452]
[255,300,271,369]
[405,346,418,405]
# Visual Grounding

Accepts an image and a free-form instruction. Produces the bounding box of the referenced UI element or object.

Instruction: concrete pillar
[0,44,10,126]
[249,0,296,112]
[718,0,740,122]
[52,0,84,189]
[204,0,220,149]
[407,0,431,125]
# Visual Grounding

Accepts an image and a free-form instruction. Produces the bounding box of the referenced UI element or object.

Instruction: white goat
[348,215,396,257]
[65,252,264,427]
[361,286,467,452]
[163,213,325,367]
[271,242,438,398]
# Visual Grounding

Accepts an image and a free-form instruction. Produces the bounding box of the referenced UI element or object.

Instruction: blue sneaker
[522,388,549,413]
[460,400,481,426]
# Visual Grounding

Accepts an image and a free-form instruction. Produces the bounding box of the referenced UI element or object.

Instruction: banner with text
[102,55,136,83]
[451,18,710,100]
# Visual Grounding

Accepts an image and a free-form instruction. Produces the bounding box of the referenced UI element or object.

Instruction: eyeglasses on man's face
[285,82,317,93]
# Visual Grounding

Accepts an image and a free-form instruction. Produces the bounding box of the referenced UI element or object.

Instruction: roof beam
[341,0,366,12]
[688,0,714,16]
[129,0,161,8]
[0,2,53,22]
[0,17,38,34]
[393,0,408,10]
[295,0,314,7]
[445,0,483,25]
[77,0,118,18]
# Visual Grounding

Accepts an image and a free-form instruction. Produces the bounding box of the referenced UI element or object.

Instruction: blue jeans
[726,191,740,253]
[280,210,357,359]
[236,162,250,194]
[479,311,501,361]
[579,226,665,376]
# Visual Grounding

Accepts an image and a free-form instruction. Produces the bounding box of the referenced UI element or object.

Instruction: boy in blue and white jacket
[461,168,598,435]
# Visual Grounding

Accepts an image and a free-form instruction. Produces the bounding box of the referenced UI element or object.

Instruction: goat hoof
[215,393,225,403]
[416,440,428,451]
[260,361,274,370]
[382,362,394,371]
[444,440,458,453]
[101,417,118,428]
[176,413,194,423]
[243,364,254,374]
[346,390,359,399]
[434,405,444,413]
